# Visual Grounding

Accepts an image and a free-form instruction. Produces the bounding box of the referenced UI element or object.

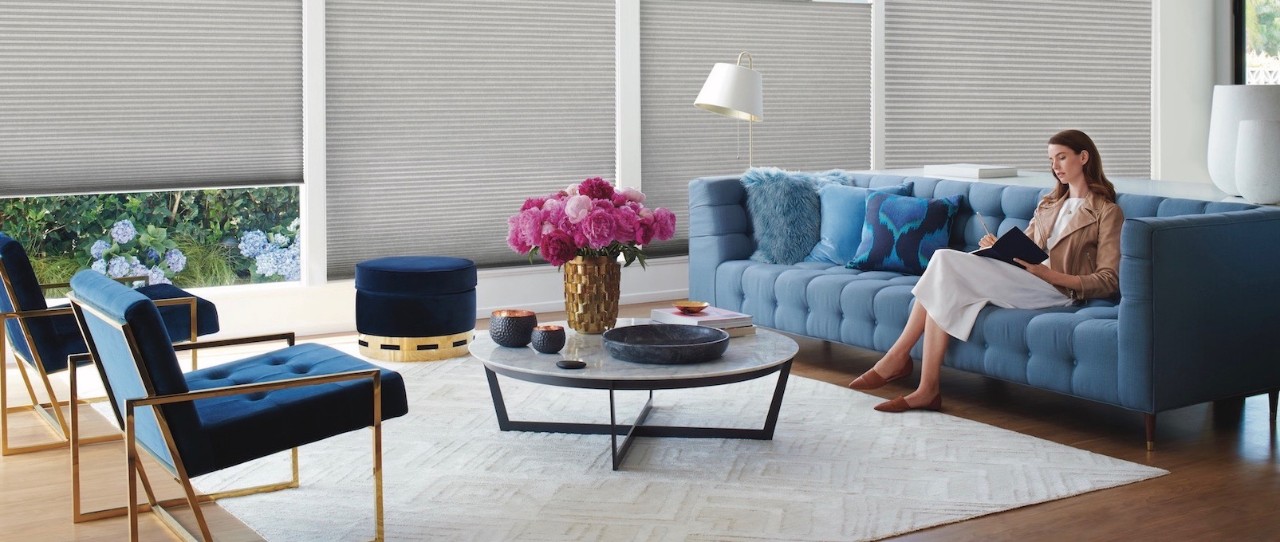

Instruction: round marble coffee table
[471,319,799,470]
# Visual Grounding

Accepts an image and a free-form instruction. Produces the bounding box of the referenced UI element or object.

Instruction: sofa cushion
[805,182,914,265]
[848,192,962,275]
[740,168,856,265]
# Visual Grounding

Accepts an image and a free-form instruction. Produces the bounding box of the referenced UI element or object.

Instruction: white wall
[1152,0,1234,183]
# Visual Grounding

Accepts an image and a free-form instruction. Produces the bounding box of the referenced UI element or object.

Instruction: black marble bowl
[602,324,730,365]
[530,325,566,354]
[489,309,537,347]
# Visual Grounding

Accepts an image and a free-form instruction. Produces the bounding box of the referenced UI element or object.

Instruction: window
[639,0,873,255]
[1242,0,1280,84]
[882,0,1152,177]
[325,0,616,277]
[0,0,303,286]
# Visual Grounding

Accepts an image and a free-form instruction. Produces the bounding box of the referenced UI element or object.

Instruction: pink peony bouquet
[507,177,676,267]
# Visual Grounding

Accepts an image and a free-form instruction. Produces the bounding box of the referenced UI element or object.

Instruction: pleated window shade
[883,0,1152,177]
[0,0,303,197]
[639,0,873,255]
[325,0,615,277]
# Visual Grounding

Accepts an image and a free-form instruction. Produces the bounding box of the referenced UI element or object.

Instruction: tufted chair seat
[182,342,408,476]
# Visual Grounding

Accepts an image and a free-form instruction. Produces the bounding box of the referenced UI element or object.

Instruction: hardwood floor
[2,301,1276,540]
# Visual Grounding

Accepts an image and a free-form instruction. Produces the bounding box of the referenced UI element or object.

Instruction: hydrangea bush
[88,219,186,285]
[237,218,301,281]
[507,177,676,267]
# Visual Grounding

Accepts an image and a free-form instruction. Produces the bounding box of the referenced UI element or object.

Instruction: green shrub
[171,235,242,288]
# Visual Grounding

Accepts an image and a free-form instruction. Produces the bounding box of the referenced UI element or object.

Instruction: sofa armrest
[688,175,754,305]
[1117,208,1280,412]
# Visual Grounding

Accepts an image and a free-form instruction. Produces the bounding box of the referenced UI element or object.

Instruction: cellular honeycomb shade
[0,0,303,197]
[882,0,1152,177]
[325,0,616,277]
[640,0,873,255]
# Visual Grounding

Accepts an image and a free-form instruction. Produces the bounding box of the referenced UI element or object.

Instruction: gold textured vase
[563,255,621,334]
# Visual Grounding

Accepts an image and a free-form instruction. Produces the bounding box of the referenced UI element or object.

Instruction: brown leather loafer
[847,362,913,390]
[873,394,942,413]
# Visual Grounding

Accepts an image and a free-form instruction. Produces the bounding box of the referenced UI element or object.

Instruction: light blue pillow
[805,182,914,265]
[742,168,832,264]
[847,192,962,275]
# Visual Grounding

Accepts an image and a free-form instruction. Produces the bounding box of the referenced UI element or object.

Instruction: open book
[972,227,1048,269]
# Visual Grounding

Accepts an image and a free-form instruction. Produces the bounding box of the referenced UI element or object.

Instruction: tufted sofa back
[845,174,1258,252]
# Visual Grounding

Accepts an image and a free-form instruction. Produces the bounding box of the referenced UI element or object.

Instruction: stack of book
[648,306,756,337]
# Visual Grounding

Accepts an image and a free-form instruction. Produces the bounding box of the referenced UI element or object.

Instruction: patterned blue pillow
[847,192,962,275]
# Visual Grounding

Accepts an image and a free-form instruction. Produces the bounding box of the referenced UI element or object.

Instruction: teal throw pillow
[847,192,962,275]
[805,182,914,265]
[741,167,854,265]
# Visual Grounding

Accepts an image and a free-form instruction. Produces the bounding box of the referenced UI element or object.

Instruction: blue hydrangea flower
[143,247,161,265]
[147,266,171,286]
[91,259,107,274]
[106,256,130,278]
[165,249,187,274]
[90,240,110,259]
[238,230,269,258]
[128,257,148,279]
[110,220,137,244]
[288,218,300,233]
[269,232,290,247]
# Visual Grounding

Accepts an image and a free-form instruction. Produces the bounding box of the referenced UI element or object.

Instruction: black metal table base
[483,360,792,470]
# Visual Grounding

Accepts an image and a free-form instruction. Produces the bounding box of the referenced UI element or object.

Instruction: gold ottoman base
[358,330,473,362]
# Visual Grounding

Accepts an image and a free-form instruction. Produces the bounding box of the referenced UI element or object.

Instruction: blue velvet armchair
[68,270,409,541]
[0,233,219,455]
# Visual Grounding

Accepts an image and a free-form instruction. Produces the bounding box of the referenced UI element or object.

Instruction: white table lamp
[1206,84,1280,196]
[695,52,763,165]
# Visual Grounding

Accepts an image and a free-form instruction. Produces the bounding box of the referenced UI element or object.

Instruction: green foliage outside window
[0,186,300,288]
[1247,0,1280,56]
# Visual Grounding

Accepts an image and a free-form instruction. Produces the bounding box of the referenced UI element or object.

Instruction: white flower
[564,195,592,223]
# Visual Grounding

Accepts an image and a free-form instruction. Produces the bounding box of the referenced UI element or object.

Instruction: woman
[848,129,1124,412]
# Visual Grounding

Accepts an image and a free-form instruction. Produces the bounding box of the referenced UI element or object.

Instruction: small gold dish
[674,300,710,315]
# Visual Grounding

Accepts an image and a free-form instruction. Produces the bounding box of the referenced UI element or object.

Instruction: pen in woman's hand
[974,211,997,248]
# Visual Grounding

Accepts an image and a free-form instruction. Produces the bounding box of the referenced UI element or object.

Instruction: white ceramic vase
[1207,85,1280,196]
[1235,120,1280,205]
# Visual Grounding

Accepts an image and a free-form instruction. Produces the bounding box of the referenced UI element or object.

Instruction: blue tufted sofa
[689,173,1280,447]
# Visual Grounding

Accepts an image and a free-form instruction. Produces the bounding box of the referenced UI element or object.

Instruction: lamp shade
[1207,84,1280,196]
[694,62,763,122]
[1235,119,1280,204]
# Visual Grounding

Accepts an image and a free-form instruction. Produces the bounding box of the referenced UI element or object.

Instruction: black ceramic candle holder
[530,324,566,354]
[489,309,537,347]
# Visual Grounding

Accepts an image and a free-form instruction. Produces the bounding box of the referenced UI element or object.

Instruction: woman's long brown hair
[1047,129,1117,203]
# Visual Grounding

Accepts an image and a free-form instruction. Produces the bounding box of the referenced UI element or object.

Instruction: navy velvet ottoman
[354,256,477,361]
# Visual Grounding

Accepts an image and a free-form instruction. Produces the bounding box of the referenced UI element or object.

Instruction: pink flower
[578,177,615,201]
[521,196,546,211]
[612,206,639,242]
[616,186,645,204]
[581,209,617,249]
[506,215,530,254]
[564,183,579,196]
[611,193,628,206]
[592,198,614,211]
[652,207,676,241]
[564,195,592,223]
[540,230,578,267]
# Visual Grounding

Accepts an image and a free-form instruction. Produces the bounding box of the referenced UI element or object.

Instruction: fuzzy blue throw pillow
[805,182,914,265]
[740,168,853,264]
[847,192,962,275]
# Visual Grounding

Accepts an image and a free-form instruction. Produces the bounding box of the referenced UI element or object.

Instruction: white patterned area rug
[193,352,1166,541]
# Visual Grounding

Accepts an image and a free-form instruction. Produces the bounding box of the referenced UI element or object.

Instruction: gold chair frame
[69,299,385,542]
[1,268,202,456]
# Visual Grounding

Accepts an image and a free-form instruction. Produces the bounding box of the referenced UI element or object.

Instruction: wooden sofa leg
[1143,413,1156,451]
[1269,390,1278,425]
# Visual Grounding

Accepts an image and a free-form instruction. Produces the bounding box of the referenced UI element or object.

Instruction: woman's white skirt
[912,249,1072,341]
